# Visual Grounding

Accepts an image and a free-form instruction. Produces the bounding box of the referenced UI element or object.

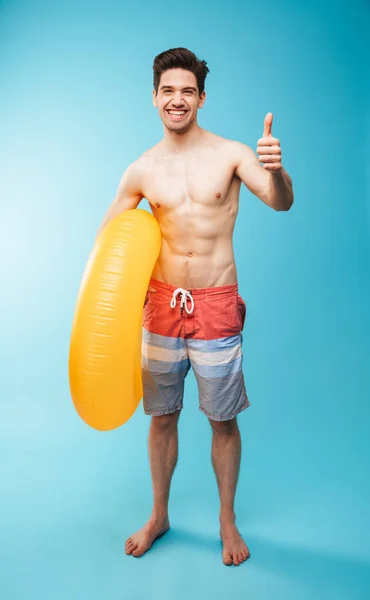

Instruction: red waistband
[149,277,239,299]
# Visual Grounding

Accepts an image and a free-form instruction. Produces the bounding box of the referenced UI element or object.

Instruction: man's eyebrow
[159,85,197,92]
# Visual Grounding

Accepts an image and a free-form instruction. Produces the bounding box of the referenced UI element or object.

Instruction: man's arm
[95,160,145,241]
[233,142,294,211]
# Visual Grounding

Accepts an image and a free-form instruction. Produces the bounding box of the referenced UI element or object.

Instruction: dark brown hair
[153,47,210,95]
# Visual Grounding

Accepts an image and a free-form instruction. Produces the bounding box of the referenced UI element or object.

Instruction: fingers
[257,138,280,149]
[258,154,281,163]
[256,146,281,158]
[257,130,282,170]
[261,162,282,171]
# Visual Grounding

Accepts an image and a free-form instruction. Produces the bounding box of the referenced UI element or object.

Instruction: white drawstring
[170,288,194,315]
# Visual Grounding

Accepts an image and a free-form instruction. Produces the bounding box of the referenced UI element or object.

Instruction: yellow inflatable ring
[69,209,161,431]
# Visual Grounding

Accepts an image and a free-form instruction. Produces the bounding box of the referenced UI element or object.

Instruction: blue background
[1,0,369,598]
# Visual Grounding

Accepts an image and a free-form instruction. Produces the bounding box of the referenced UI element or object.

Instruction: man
[96,48,294,566]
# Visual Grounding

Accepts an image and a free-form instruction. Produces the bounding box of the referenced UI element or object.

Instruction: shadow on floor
[154,526,370,597]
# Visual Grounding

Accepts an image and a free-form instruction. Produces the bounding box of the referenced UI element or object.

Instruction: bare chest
[142,155,238,210]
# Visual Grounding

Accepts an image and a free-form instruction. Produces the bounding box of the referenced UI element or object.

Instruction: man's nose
[172,92,184,105]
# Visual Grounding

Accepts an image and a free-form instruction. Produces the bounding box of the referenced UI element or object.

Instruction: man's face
[153,68,206,133]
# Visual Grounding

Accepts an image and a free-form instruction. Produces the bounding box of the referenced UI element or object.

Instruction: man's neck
[161,123,206,155]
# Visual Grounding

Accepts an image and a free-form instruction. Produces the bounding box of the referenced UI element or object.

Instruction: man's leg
[125,410,180,557]
[210,417,250,566]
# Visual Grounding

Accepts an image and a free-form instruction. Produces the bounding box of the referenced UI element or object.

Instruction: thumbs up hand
[257,113,282,172]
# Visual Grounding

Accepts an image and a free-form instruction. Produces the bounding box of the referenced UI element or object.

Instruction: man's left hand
[257,113,282,173]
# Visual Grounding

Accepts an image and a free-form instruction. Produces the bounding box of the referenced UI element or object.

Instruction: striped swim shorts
[141,277,250,422]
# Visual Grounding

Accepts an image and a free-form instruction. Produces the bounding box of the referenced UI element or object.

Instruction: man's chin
[163,120,192,134]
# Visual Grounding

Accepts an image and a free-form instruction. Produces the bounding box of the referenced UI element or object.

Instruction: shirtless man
[96,48,294,566]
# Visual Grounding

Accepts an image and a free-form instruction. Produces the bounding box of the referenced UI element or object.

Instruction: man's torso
[138,131,244,290]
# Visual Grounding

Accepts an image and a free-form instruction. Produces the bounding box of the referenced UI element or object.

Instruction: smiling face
[152,68,206,133]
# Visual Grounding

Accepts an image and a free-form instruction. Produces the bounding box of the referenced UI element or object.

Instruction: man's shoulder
[127,149,157,177]
[200,129,233,149]
[221,136,252,152]
[129,144,163,172]
[140,141,163,160]
[226,139,256,165]
[207,132,253,155]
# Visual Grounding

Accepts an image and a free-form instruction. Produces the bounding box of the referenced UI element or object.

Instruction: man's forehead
[159,69,197,88]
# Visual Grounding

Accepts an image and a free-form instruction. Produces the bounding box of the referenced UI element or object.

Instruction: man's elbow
[274,188,294,211]
[275,198,294,211]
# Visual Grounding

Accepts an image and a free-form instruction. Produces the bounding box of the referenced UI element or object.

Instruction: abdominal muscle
[151,241,237,290]
[149,197,239,290]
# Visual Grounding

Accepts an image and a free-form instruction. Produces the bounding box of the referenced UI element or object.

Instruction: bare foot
[220,520,250,566]
[125,516,170,558]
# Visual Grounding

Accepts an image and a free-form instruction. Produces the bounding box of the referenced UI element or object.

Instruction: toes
[126,543,137,555]
[223,548,250,566]
[125,538,134,549]
[132,546,145,557]
[233,554,240,566]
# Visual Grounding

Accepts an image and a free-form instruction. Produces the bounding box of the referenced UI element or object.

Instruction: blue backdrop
[1,0,369,598]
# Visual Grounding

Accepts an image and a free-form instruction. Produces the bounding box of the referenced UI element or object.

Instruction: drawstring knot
[170,288,194,315]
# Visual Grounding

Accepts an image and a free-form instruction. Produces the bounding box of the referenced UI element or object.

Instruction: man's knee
[151,410,180,431]
[209,417,238,436]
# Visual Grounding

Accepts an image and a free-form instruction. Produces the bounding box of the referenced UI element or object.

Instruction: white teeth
[168,110,186,115]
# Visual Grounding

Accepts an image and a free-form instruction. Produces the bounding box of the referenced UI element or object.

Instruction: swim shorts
[141,277,250,421]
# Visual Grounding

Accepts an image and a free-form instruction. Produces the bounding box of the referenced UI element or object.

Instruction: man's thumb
[263,112,273,137]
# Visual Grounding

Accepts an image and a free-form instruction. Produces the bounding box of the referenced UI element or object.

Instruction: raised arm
[232,113,294,211]
[95,160,145,241]
[233,141,293,211]
[233,141,271,205]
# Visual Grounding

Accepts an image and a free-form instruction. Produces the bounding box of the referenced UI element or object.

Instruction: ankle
[219,509,236,524]
[151,508,169,523]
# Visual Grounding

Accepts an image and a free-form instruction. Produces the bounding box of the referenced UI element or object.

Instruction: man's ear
[198,91,206,109]
[152,89,158,108]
